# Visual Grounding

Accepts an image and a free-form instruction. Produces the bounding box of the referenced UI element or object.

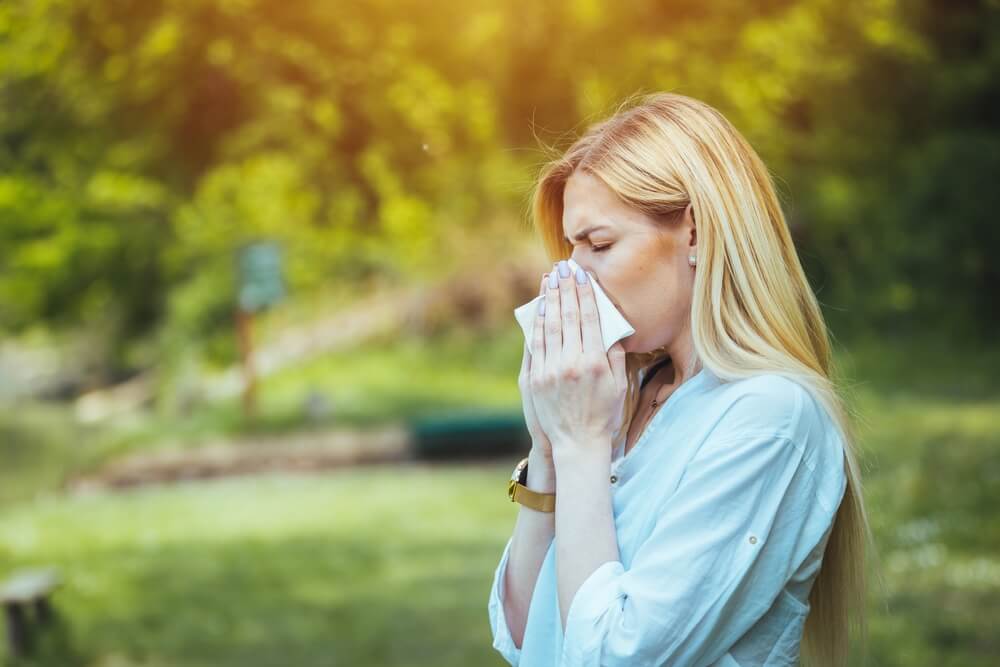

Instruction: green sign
[237,241,285,312]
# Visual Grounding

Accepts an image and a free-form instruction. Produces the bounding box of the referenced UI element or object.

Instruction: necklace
[627,359,674,451]
[642,379,672,422]
[644,358,674,407]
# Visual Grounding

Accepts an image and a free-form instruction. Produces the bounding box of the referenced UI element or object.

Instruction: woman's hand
[529,260,627,465]
[517,273,554,462]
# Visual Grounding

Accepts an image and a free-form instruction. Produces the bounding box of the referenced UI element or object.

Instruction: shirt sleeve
[488,535,522,666]
[560,385,840,667]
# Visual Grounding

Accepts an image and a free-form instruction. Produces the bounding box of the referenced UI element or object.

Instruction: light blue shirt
[488,366,847,666]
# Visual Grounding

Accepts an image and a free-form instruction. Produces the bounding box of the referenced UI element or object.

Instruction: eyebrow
[563,224,610,244]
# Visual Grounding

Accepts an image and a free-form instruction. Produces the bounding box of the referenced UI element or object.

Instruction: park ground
[1,329,998,666]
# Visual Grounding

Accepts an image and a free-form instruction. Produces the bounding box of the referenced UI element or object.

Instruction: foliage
[1,0,997,377]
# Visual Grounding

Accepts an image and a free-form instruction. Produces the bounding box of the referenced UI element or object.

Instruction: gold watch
[507,456,556,513]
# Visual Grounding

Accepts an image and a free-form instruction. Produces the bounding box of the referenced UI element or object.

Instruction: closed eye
[592,244,612,253]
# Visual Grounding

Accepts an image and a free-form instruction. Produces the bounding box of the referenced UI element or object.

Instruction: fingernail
[538,298,546,316]
[558,260,570,279]
[575,266,588,284]
[548,271,558,288]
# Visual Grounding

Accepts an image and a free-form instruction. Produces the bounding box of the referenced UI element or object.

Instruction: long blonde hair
[526,91,873,666]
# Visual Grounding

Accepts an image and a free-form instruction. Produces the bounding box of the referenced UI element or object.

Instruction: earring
[688,254,697,266]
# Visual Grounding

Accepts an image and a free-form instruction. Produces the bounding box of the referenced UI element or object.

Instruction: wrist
[551,440,612,472]
[526,448,556,493]
[528,441,553,467]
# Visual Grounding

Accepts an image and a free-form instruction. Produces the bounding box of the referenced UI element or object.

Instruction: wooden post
[34,597,54,626]
[1,568,61,658]
[236,308,256,418]
[3,602,29,658]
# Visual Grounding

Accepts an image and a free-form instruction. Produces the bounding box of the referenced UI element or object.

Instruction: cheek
[597,243,675,312]
[624,261,686,319]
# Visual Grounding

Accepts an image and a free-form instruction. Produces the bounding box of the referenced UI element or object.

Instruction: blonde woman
[488,92,871,667]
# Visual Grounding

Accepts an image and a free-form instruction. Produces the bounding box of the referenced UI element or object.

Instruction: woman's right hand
[518,272,554,462]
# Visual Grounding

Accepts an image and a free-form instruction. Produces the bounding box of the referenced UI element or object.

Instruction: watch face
[512,457,528,484]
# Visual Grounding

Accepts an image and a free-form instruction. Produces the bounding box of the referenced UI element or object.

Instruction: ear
[684,203,697,253]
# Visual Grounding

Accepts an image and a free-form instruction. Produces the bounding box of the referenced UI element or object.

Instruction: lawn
[0,463,520,666]
[0,331,997,666]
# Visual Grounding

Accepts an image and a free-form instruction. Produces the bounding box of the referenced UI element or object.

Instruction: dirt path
[67,424,415,493]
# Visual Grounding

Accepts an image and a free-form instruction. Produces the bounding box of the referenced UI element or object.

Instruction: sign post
[235,241,285,418]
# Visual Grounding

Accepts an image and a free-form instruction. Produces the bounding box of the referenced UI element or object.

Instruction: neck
[663,326,701,387]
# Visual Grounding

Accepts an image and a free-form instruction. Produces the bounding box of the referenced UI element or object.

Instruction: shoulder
[701,372,847,509]
[705,373,814,442]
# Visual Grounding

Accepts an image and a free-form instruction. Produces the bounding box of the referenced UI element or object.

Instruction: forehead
[563,171,626,211]
[562,171,643,237]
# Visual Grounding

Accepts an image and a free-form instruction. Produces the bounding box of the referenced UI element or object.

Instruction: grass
[855,387,1000,666]
[0,327,997,665]
[0,464,519,666]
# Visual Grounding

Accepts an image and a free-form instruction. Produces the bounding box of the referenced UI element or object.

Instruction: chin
[621,336,670,356]
[620,336,639,354]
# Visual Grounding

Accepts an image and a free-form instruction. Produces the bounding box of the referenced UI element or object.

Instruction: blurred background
[1,0,998,665]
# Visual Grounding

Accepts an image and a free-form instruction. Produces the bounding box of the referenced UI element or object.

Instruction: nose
[568,255,599,287]
[568,253,591,277]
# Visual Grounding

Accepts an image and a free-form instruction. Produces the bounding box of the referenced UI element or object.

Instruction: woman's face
[562,170,697,355]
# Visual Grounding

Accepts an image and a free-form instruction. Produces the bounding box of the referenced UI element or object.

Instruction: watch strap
[508,457,556,513]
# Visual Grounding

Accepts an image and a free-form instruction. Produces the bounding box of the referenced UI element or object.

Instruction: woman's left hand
[530,259,628,465]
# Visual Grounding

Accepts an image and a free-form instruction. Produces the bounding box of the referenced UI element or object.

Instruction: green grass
[253,325,527,427]
[0,465,519,666]
[0,329,998,665]
[856,387,1000,666]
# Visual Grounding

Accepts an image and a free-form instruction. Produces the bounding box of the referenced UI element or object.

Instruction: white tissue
[513,257,635,355]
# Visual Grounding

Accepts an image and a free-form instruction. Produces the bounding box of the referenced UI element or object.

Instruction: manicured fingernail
[548,271,558,288]
[558,260,570,278]
[575,266,588,284]
[538,298,546,316]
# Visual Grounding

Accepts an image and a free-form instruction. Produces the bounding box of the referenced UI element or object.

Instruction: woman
[487,92,871,666]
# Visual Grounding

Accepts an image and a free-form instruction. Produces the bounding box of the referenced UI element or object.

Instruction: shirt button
[610,475,618,484]
[749,535,758,544]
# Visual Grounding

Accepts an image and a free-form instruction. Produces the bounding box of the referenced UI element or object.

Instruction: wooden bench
[0,568,61,658]
[410,410,531,460]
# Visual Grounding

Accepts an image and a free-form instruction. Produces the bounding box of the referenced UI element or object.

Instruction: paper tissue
[513,258,635,356]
